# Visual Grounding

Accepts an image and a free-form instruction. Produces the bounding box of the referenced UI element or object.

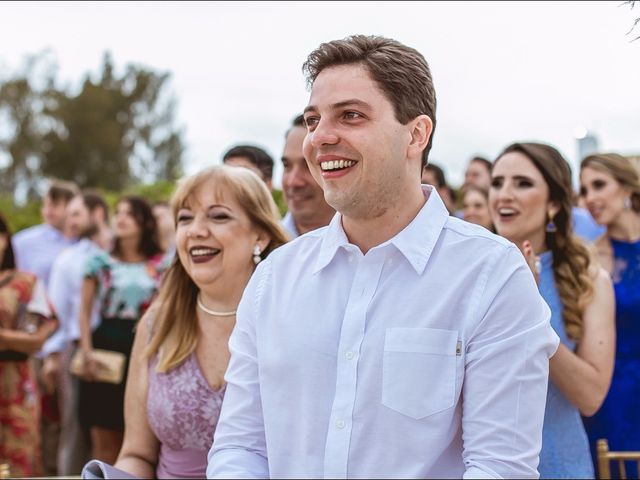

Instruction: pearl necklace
[196,295,237,317]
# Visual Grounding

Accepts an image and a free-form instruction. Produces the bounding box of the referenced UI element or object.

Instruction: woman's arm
[114,309,159,478]
[78,277,99,380]
[549,267,616,416]
[0,317,57,354]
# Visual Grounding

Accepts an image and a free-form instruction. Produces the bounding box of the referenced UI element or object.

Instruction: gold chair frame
[597,438,640,479]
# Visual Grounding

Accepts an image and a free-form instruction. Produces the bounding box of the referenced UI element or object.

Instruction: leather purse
[70,349,127,384]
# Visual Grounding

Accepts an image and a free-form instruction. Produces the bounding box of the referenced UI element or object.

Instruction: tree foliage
[0,51,185,200]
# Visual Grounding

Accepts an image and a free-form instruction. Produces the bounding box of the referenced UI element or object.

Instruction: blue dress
[538,251,595,479]
[583,238,640,478]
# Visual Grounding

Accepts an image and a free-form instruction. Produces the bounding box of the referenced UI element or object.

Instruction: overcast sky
[1,1,639,188]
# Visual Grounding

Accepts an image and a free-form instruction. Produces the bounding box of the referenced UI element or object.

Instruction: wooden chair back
[597,438,640,479]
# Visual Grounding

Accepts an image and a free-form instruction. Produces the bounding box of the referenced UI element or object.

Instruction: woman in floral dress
[0,212,57,477]
[77,196,165,464]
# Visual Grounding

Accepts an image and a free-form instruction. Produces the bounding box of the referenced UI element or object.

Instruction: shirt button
[345,351,355,360]
[335,420,346,429]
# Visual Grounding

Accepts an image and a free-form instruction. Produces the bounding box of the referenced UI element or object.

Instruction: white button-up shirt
[208,186,559,479]
[42,238,102,356]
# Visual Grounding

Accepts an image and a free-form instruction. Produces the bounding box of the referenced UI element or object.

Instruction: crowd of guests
[0,42,639,480]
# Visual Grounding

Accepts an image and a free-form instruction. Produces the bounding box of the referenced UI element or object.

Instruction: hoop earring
[253,245,262,265]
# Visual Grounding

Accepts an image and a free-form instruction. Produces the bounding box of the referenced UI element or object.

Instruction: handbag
[70,349,126,384]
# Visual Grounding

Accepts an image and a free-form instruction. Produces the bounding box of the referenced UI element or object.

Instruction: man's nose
[309,118,339,149]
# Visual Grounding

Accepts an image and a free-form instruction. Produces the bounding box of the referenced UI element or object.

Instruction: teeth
[320,160,355,171]
[191,248,218,256]
[499,208,516,215]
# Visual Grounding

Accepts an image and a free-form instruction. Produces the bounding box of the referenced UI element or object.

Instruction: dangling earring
[624,197,632,210]
[253,245,262,265]
[546,212,557,233]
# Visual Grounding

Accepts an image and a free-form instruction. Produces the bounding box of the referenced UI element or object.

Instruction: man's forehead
[305,64,380,110]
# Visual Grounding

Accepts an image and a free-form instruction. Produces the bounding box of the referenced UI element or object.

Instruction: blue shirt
[12,224,76,289]
[572,207,605,242]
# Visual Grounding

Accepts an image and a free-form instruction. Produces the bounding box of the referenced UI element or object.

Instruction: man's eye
[304,116,319,128]
[344,111,361,120]
[490,179,502,188]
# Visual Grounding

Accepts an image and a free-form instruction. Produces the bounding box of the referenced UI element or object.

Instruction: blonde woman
[580,153,640,470]
[113,166,288,478]
[489,142,615,479]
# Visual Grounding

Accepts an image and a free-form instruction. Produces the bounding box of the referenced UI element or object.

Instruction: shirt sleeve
[42,255,71,356]
[461,245,559,479]
[207,262,270,479]
[84,251,108,280]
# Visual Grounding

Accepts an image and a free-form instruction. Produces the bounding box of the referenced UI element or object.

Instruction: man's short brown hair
[302,35,437,165]
[46,179,79,204]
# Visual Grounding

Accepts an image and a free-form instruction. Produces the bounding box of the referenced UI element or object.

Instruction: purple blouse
[147,351,225,479]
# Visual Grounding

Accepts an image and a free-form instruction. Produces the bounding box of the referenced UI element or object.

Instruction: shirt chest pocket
[382,327,458,420]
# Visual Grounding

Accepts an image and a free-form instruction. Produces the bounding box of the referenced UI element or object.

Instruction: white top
[280,211,299,239]
[207,186,559,479]
[42,238,102,356]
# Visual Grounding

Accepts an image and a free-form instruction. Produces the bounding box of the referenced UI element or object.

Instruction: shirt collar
[313,185,449,275]
[281,212,300,239]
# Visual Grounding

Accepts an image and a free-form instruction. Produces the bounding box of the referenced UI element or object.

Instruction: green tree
[0,51,58,201]
[42,52,184,191]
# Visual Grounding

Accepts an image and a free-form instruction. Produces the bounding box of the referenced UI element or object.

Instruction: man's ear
[407,114,433,160]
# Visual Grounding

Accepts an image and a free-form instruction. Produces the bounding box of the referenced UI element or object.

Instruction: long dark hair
[0,212,16,270]
[112,196,162,260]
[496,142,594,341]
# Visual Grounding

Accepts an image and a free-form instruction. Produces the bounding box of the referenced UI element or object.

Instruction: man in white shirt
[41,192,111,475]
[208,35,559,479]
[280,114,335,238]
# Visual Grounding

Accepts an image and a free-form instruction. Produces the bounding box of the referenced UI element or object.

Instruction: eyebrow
[303,99,372,115]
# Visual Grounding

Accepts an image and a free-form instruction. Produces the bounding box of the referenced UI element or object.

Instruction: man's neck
[295,212,335,236]
[342,185,427,254]
[90,226,113,251]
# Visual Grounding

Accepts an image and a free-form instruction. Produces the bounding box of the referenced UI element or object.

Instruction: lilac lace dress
[147,351,226,478]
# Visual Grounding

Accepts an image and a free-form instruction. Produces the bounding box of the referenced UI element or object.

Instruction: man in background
[463,156,492,190]
[41,192,111,475]
[12,179,79,288]
[223,145,275,190]
[280,114,335,238]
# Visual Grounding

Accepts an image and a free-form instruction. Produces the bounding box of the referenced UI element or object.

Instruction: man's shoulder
[268,225,328,260]
[55,240,93,265]
[13,223,48,243]
[442,215,512,251]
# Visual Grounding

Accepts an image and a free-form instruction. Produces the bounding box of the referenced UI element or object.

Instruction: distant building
[577,130,599,161]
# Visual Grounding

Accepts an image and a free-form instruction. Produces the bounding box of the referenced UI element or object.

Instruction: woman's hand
[81,349,100,381]
[522,240,541,286]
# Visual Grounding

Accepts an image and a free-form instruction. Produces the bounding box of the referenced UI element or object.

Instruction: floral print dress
[0,271,55,477]
[78,252,164,431]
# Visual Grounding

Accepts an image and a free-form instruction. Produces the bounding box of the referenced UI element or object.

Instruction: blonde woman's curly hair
[497,143,595,341]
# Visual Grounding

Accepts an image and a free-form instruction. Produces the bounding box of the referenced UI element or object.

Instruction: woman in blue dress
[580,153,640,477]
[489,142,616,479]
